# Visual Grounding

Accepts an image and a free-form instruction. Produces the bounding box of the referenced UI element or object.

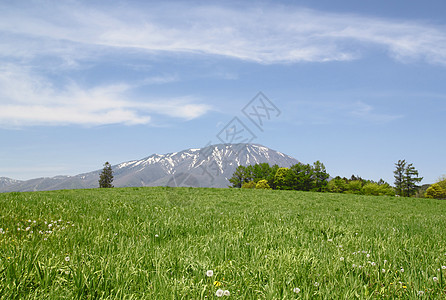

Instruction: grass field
[1,187,446,299]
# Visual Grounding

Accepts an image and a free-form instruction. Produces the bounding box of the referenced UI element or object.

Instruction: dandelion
[314,282,319,287]
[442,266,446,270]
[216,289,224,297]
[400,268,404,273]
[28,219,31,223]
[223,290,230,296]
[25,227,30,231]
[65,256,70,262]
[384,260,388,264]
[155,234,159,238]
[418,291,425,296]
[340,257,344,261]
[17,228,21,231]
[433,277,438,282]
[366,254,370,258]
[371,262,376,266]
[382,269,386,273]
[293,287,301,294]
[206,270,214,277]
[352,264,357,268]
[214,281,221,287]
[403,285,407,289]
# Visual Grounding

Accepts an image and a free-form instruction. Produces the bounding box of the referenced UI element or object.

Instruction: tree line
[229,159,444,199]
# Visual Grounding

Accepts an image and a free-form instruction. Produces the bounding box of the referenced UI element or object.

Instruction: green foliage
[273,168,294,190]
[394,160,423,197]
[346,180,363,194]
[98,162,114,188]
[327,177,348,193]
[425,183,446,199]
[241,181,256,189]
[1,188,446,298]
[362,182,395,196]
[255,179,271,189]
[312,160,329,192]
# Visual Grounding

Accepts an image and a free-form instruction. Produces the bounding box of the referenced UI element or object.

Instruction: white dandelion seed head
[206,270,214,277]
[314,282,319,287]
[400,268,404,273]
[371,262,376,266]
[340,257,344,261]
[382,269,386,273]
[223,290,230,296]
[352,264,357,268]
[442,266,446,270]
[293,287,301,294]
[433,277,439,282]
[216,289,224,297]
[366,254,370,258]
[65,256,70,262]
[17,228,21,231]
[155,234,159,238]
[418,291,425,296]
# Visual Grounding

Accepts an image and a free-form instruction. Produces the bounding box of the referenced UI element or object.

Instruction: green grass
[1,187,446,299]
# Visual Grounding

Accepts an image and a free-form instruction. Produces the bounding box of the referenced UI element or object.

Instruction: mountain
[0,144,299,192]
[0,177,23,189]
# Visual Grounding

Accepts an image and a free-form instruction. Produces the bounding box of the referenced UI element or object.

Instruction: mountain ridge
[0,143,299,192]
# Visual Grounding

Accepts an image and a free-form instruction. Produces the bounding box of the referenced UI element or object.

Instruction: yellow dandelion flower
[403,286,407,289]
[214,281,222,287]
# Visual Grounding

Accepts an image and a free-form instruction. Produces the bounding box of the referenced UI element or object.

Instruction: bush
[241,181,256,189]
[256,179,271,190]
[425,183,446,199]
[362,183,395,196]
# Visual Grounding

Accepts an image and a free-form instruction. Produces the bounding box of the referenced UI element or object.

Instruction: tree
[99,162,114,188]
[394,160,406,196]
[327,176,348,193]
[229,166,247,188]
[394,160,423,197]
[312,160,329,192]
[274,168,293,190]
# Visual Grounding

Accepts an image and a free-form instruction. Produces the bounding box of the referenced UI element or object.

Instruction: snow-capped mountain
[0,144,299,192]
[0,177,23,189]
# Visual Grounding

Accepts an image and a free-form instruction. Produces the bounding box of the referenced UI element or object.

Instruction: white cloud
[0,65,210,127]
[1,2,446,65]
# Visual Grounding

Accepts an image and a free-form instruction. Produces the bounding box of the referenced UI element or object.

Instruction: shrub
[256,179,271,190]
[425,183,446,199]
[241,181,256,189]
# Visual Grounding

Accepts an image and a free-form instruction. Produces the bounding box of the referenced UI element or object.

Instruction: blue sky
[1,0,445,184]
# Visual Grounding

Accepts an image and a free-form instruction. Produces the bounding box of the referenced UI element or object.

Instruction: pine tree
[99,162,114,188]
[394,160,422,197]
[393,160,406,196]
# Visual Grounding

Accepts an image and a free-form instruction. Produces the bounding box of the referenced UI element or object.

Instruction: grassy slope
[1,187,446,299]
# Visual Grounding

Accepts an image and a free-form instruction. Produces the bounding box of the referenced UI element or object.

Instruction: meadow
[1,187,445,299]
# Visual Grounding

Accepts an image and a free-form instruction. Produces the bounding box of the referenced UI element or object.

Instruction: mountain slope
[0,144,299,192]
[0,177,23,189]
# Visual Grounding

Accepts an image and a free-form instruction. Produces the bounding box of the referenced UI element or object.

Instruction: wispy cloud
[0,65,210,127]
[1,2,446,65]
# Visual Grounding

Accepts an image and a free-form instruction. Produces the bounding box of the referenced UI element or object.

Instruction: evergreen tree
[394,160,422,197]
[99,162,114,188]
[393,160,406,196]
